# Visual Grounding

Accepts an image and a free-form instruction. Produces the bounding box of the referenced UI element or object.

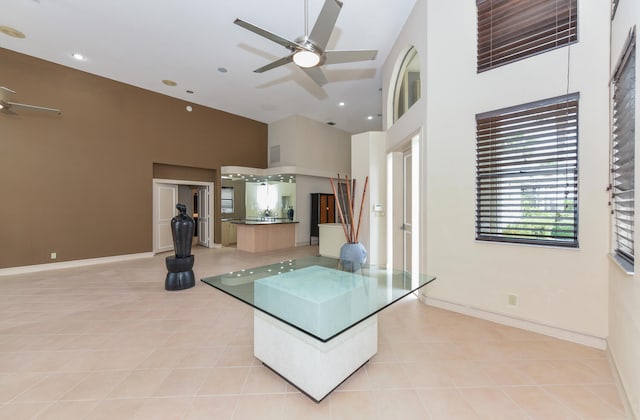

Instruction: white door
[155,183,178,253]
[403,150,412,273]
[198,187,210,247]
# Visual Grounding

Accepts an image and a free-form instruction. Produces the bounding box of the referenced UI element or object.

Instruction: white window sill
[609,253,634,275]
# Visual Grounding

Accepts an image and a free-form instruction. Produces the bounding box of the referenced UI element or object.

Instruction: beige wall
[608,0,640,417]
[0,48,267,268]
[221,179,246,220]
[268,114,351,175]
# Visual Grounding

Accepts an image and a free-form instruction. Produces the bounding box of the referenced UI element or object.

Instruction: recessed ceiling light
[218,67,228,73]
[0,26,26,39]
[338,102,345,107]
[71,52,85,61]
[162,79,177,87]
[367,116,374,120]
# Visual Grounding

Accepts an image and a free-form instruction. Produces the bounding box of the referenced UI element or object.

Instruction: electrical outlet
[50,252,57,260]
[507,293,517,306]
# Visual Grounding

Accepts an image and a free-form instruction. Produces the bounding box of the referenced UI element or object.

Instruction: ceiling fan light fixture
[292,50,320,68]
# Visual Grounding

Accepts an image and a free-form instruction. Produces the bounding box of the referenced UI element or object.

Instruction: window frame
[610,27,636,270]
[221,186,234,214]
[393,46,421,123]
[475,93,580,248]
[477,0,578,73]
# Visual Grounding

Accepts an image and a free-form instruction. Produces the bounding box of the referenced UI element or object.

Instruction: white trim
[609,253,635,275]
[152,178,215,253]
[421,295,607,350]
[0,252,153,276]
[607,345,637,420]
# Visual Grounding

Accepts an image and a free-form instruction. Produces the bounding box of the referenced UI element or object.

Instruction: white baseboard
[607,344,638,419]
[0,252,154,276]
[421,295,607,350]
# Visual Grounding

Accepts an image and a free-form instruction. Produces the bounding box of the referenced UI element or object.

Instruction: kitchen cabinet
[221,221,237,246]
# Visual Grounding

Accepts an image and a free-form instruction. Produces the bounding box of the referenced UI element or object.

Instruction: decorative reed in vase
[329,174,369,271]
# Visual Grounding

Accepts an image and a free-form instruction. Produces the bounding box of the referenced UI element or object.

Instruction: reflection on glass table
[201,256,436,402]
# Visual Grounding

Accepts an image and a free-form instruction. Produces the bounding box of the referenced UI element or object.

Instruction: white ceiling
[1,0,416,134]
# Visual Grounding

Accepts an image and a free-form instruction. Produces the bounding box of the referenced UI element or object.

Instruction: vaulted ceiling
[1,0,416,134]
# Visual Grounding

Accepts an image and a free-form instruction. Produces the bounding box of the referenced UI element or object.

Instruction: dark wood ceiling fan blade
[234,18,303,51]
[302,66,328,86]
[324,49,378,65]
[309,0,343,50]
[254,55,294,73]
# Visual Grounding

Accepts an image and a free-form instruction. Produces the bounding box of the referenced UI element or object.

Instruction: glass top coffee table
[201,255,436,402]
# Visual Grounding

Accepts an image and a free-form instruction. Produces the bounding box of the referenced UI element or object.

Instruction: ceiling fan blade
[234,18,303,51]
[324,49,378,65]
[8,102,61,115]
[0,86,16,102]
[254,55,294,73]
[309,0,343,50]
[302,66,328,87]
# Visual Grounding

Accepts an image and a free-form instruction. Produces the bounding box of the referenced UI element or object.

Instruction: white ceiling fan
[234,0,378,87]
[0,86,61,116]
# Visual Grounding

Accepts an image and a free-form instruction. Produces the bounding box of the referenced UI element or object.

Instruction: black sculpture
[165,203,195,290]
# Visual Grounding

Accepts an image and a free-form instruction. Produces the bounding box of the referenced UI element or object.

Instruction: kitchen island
[232,219,298,252]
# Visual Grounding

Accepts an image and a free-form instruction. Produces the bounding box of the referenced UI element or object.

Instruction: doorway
[403,148,412,273]
[388,132,421,275]
[152,178,214,254]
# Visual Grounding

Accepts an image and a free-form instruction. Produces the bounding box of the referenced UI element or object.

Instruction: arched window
[393,47,421,122]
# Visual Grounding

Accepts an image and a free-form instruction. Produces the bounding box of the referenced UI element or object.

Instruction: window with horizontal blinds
[476,93,579,247]
[477,0,578,73]
[611,34,635,268]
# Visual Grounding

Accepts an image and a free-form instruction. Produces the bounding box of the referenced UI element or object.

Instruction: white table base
[253,310,377,402]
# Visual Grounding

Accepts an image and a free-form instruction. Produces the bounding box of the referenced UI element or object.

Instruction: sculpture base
[165,255,195,291]
[165,270,195,290]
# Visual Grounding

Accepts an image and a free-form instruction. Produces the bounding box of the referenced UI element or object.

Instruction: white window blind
[611,31,635,268]
[221,187,234,214]
[476,94,579,247]
[477,0,578,72]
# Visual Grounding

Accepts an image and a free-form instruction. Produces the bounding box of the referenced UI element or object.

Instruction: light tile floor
[0,246,628,419]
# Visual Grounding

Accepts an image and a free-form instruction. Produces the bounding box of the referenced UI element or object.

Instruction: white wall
[295,175,336,246]
[268,115,351,175]
[608,0,640,417]
[351,132,387,265]
[382,0,611,340]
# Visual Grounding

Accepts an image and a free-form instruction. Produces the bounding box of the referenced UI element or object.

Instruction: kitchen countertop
[231,218,298,225]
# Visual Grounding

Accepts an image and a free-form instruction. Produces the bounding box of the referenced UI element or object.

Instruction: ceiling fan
[0,86,61,116]
[234,0,378,86]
